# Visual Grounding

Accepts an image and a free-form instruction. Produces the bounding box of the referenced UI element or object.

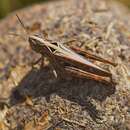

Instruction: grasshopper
[16,15,117,85]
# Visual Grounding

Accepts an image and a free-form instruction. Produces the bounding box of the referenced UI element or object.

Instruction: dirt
[0,0,130,129]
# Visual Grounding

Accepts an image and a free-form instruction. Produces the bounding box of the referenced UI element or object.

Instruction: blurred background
[0,0,51,19]
[0,0,130,19]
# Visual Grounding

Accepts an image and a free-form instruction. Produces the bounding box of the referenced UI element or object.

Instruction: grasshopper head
[29,35,44,53]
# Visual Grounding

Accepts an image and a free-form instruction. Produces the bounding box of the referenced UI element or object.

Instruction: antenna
[14,14,29,41]
[16,14,27,33]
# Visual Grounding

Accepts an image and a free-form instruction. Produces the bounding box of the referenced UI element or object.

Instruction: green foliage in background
[0,0,49,19]
[0,0,130,19]
[119,0,130,7]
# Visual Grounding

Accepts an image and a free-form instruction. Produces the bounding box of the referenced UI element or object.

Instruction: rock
[0,0,130,129]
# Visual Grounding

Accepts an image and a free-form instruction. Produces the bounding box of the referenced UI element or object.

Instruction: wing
[54,51,112,77]
[70,46,117,66]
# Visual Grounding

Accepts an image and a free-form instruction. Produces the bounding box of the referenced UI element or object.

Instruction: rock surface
[0,0,130,129]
